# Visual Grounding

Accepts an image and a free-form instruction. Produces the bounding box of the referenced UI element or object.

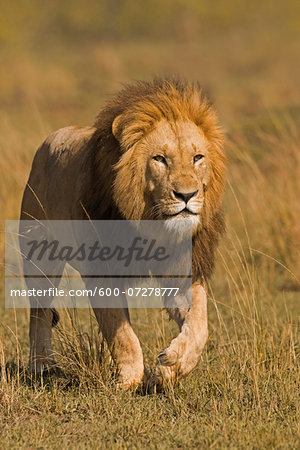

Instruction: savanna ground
[0,1,299,448]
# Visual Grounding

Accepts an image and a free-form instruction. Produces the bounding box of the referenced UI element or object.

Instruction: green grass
[0,1,300,448]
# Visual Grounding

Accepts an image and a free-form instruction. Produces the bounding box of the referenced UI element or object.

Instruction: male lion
[20,77,225,389]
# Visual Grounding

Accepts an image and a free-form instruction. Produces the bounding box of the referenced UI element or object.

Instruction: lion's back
[21,126,96,220]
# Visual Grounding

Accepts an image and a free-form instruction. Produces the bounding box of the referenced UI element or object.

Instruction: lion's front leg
[93,307,146,389]
[154,282,208,387]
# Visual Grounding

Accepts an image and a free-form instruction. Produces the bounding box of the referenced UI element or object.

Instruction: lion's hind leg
[27,271,64,375]
[29,307,57,375]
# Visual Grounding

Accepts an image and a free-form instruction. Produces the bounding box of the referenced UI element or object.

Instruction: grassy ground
[0,2,300,448]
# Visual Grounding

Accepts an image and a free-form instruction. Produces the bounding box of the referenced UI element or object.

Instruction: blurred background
[1,0,299,127]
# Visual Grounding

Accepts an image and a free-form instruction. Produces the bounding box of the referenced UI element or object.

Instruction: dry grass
[0,2,300,448]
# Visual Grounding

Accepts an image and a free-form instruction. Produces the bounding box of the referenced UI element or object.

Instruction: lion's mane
[84,77,226,282]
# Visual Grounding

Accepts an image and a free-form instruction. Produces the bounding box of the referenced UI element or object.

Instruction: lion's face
[113,115,225,235]
[141,119,209,232]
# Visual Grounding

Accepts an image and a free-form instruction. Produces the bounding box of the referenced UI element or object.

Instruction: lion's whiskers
[144,202,163,219]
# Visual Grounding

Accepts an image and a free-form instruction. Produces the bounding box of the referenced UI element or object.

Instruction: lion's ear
[112,115,123,142]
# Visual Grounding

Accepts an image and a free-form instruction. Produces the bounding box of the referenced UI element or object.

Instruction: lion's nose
[173,190,198,203]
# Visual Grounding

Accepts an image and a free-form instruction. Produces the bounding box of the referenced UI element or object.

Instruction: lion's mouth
[164,208,198,218]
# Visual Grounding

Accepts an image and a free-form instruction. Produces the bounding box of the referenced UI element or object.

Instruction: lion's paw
[157,347,178,366]
[116,365,150,390]
[153,339,201,390]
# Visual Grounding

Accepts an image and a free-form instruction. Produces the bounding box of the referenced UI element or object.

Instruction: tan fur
[21,77,226,388]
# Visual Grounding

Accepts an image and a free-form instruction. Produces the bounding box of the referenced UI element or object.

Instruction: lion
[20,77,226,389]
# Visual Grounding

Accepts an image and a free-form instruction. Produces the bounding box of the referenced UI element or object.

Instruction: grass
[0,2,300,448]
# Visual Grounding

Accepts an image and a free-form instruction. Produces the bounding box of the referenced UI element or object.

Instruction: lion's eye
[153,155,167,165]
[194,154,204,163]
